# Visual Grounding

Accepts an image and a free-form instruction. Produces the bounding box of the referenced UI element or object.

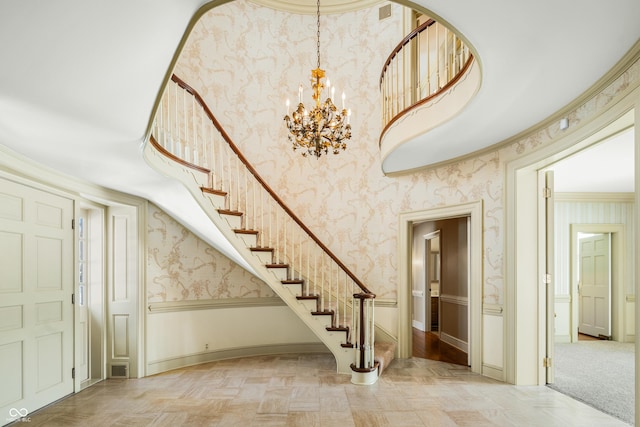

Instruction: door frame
[398,200,483,374]
[506,102,636,386]
[425,230,440,333]
[74,202,107,391]
[571,224,624,342]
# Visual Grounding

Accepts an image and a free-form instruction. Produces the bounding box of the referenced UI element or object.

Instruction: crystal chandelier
[284,0,351,158]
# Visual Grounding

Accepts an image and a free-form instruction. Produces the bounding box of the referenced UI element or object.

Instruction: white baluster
[306,239,310,296]
[321,252,325,312]
[327,261,332,312]
[243,168,248,227]
[343,272,347,327]
[228,146,232,208]
[313,244,317,296]
[173,83,178,155]
[291,226,295,278]
[252,176,256,233]
[268,197,272,251]
[235,157,240,213]
[259,188,264,247]
[284,219,288,276]
[299,231,303,283]
[275,206,279,262]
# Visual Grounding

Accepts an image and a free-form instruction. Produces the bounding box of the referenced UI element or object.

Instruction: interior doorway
[398,201,483,373]
[577,232,612,339]
[411,216,470,366]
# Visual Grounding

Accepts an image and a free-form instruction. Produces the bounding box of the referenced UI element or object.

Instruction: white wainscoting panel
[554,295,571,343]
[483,307,504,381]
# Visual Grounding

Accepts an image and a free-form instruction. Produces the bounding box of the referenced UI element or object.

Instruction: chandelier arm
[284,0,351,159]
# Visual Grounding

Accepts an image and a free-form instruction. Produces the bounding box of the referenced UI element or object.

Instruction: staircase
[145,75,394,384]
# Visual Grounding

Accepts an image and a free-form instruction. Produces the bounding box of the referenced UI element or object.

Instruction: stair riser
[252,250,273,264]
[267,267,288,281]
[297,298,318,312]
[220,214,242,229]
[204,193,226,208]
[236,233,257,247]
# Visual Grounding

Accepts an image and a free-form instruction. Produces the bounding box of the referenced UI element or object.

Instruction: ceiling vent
[379,4,391,20]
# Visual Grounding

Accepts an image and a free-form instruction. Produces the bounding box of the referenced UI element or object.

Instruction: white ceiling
[550,128,635,193]
[0,0,637,259]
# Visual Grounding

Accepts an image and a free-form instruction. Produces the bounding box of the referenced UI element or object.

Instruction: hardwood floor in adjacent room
[412,328,468,366]
[23,353,626,426]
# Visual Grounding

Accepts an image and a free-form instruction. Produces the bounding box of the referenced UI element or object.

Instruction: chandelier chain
[316,0,321,69]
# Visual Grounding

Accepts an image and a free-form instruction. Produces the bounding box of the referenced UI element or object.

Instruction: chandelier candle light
[284,0,352,158]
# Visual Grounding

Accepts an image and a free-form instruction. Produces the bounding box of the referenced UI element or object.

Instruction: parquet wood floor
[24,353,626,426]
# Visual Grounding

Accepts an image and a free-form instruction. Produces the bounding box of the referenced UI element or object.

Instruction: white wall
[553,195,635,342]
[146,304,325,375]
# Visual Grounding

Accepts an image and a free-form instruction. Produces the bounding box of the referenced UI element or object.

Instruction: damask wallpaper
[147,203,274,302]
[172,0,639,306]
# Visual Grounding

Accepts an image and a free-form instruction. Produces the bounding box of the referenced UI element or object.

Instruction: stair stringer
[143,142,355,374]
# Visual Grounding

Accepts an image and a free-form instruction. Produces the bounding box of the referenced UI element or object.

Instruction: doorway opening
[74,204,106,391]
[411,221,469,366]
[398,200,483,374]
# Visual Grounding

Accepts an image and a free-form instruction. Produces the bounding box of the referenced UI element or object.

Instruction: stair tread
[250,247,274,252]
[282,279,304,284]
[218,209,243,216]
[265,263,289,268]
[296,294,319,300]
[234,229,259,235]
[201,187,227,196]
[311,310,334,315]
[374,341,397,376]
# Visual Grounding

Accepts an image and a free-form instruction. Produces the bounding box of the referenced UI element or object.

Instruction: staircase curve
[143,75,395,384]
[379,17,480,172]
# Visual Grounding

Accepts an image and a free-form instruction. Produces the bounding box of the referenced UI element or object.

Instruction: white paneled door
[0,178,74,422]
[578,233,611,338]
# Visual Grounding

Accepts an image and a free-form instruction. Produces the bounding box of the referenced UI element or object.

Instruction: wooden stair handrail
[150,134,211,175]
[168,74,373,295]
[378,53,474,147]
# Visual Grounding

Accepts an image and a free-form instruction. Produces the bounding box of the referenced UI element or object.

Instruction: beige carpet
[548,340,634,425]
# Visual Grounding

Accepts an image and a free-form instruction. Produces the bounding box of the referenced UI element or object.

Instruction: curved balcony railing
[150,75,377,376]
[380,19,474,135]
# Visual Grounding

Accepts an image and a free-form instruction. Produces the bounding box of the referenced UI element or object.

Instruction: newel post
[350,292,377,385]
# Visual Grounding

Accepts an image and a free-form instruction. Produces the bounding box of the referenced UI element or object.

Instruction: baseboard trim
[482,363,504,381]
[146,342,330,376]
[440,331,468,353]
[555,334,571,343]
